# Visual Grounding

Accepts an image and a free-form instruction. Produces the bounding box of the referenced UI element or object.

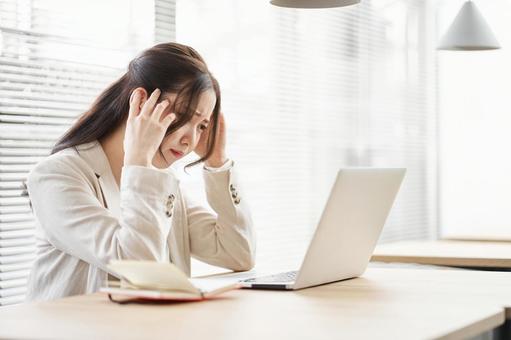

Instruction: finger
[128,90,141,119]
[162,113,177,128]
[217,112,226,128]
[214,112,225,135]
[152,99,170,122]
[140,88,161,117]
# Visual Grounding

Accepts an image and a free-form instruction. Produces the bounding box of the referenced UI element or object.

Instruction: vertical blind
[176,0,438,270]
[0,0,176,306]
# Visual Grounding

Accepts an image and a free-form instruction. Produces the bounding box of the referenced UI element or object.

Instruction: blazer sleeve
[186,163,256,271]
[26,155,177,273]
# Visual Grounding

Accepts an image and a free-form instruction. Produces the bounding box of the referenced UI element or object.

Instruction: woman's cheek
[160,137,172,150]
[151,150,172,169]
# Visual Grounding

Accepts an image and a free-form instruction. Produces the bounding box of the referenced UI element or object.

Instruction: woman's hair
[52,42,221,169]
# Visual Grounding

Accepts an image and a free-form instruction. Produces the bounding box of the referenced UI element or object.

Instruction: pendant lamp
[438,1,500,51]
[270,0,360,9]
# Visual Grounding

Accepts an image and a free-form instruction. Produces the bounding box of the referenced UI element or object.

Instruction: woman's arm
[24,87,178,274]
[27,154,177,274]
[186,163,256,271]
[190,112,255,271]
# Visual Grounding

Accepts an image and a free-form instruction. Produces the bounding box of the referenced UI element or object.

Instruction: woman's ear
[130,87,149,109]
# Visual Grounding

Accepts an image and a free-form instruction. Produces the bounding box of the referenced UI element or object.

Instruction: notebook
[100,260,241,302]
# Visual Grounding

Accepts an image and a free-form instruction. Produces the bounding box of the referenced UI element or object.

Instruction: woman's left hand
[195,111,227,168]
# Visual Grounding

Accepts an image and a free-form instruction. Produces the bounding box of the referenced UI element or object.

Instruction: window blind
[176,0,438,269]
[0,0,176,306]
[155,0,176,43]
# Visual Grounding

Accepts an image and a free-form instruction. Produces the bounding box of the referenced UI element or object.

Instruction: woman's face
[152,88,216,169]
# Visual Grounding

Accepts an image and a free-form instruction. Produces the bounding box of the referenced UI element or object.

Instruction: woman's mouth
[170,149,184,158]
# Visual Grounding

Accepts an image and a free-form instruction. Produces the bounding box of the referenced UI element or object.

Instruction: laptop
[239,168,406,290]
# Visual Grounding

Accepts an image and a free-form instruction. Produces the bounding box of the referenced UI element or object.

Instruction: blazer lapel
[75,141,121,219]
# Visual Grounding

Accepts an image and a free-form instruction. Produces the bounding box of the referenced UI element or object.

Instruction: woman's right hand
[123,88,176,167]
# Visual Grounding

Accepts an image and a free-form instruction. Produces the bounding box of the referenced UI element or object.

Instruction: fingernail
[155,88,161,94]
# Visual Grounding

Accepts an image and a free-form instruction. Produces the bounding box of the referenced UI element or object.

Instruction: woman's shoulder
[29,141,99,180]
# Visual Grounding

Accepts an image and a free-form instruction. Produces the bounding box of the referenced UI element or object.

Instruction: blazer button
[231,191,238,199]
[166,195,175,215]
[234,197,241,205]
[229,184,236,192]
[166,211,172,218]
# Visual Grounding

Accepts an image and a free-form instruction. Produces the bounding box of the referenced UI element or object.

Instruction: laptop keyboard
[243,270,298,283]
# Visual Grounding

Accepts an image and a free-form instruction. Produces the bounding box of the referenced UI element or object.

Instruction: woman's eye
[199,124,208,131]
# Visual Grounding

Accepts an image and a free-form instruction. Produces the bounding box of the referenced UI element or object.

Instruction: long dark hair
[52,42,221,169]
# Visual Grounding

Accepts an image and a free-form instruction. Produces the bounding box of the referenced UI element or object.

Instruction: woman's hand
[195,111,227,168]
[124,88,176,167]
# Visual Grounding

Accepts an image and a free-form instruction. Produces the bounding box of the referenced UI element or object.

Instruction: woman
[25,43,256,301]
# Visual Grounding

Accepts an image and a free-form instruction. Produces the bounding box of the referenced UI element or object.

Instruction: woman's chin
[153,163,168,169]
[152,156,174,169]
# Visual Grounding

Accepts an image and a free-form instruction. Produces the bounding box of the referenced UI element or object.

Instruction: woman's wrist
[205,156,228,168]
[124,155,151,167]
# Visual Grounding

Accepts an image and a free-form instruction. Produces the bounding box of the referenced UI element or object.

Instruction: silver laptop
[240,168,406,290]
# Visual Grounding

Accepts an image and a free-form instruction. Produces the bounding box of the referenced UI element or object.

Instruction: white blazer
[25,141,256,301]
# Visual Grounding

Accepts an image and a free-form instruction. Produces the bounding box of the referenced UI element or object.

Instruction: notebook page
[108,260,198,293]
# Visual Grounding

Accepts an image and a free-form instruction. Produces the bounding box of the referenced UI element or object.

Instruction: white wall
[438,0,511,239]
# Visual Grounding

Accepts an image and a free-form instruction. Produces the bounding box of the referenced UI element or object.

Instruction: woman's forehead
[166,89,215,119]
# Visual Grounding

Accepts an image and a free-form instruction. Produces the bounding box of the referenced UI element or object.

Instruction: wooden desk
[442,229,511,242]
[2,267,511,340]
[371,240,511,269]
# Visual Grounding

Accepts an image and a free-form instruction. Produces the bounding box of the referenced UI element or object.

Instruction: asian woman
[25,42,255,301]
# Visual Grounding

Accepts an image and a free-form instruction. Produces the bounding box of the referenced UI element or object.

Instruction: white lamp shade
[270,0,360,9]
[438,1,500,51]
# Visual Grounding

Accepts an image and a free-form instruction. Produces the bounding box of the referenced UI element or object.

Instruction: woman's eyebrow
[195,110,209,123]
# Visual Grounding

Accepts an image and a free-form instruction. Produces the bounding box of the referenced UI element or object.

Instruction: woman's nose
[180,127,197,148]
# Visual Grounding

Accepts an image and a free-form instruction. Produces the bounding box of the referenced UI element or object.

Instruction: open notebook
[100,260,240,302]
